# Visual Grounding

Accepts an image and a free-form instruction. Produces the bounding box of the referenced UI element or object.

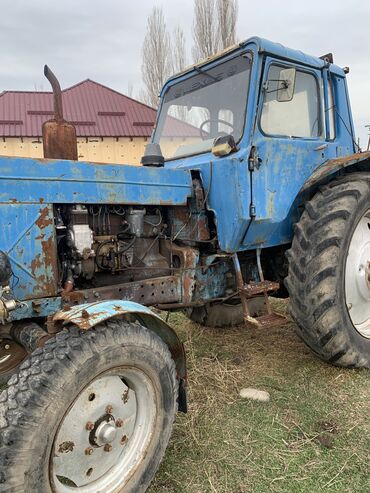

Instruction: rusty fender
[53,299,187,412]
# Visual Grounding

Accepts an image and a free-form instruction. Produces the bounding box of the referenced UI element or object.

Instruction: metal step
[241,280,280,298]
[245,312,288,329]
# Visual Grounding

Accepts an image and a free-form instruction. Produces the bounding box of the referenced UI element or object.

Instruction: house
[0,79,157,165]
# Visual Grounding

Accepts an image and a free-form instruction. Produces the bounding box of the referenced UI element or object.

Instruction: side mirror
[277,68,296,102]
[212,134,237,157]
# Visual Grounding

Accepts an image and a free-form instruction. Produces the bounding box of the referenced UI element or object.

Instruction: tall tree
[141,6,172,108]
[192,0,220,62]
[171,26,187,74]
[192,0,238,62]
[217,0,238,49]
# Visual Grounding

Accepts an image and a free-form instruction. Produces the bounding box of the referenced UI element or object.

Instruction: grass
[148,301,370,493]
[1,300,368,492]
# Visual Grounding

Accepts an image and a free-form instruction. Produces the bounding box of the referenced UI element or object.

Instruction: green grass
[148,303,370,493]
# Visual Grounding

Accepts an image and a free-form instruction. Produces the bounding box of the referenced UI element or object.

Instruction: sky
[0,0,369,146]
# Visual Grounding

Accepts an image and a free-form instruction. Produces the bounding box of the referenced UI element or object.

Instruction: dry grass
[148,300,370,493]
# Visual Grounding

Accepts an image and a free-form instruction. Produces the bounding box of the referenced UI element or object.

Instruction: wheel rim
[50,367,157,492]
[0,338,27,377]
[345,209,370,338]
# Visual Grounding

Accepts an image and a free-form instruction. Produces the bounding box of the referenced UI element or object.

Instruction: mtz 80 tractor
[0,37,369,492]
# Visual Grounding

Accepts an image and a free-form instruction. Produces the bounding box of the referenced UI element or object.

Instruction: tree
[192,0,219,62]
[126,81,133,98]
[141,7,172,108]
[171,26,187,74]
[192,0,238,62]
[217,0,238,49]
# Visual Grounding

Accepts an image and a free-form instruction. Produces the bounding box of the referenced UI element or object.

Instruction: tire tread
[286,174,370,367]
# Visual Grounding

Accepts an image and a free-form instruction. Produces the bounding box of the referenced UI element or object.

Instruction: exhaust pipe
[44,65,64,121]
[42,65,78,160]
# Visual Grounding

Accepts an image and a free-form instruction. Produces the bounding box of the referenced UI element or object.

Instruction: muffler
[42,65,78,160]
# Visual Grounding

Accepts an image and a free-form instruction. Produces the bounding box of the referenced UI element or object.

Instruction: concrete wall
[0,136,148,165]
[0,136,199,164]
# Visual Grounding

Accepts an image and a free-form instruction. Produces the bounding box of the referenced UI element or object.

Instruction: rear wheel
[186,297,266,327]
[0,320,178,492]
[286,173,370,367]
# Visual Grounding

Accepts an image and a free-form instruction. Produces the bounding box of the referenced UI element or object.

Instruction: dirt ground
[148,300,370,493]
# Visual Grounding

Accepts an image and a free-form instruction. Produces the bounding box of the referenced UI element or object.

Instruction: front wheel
[0,320,178,492]
[286,173,370,367]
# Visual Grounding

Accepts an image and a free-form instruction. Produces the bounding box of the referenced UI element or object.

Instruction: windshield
[153,53,252,160]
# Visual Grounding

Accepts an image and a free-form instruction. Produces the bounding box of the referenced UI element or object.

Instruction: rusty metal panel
[42,120,78,160]
[0,204,58,300]
[61,276,180,306]
[53,299,188,386]
[42,65,78,160]
[302,151,370,191]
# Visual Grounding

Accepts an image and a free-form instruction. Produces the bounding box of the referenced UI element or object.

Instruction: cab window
[261,64,321,139]
[327,79,336,140]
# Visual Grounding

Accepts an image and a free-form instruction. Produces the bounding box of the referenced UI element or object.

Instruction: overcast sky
[0,0,369,146]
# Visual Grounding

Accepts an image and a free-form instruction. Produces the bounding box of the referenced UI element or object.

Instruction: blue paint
[0,157,192,205]
[53,299,160,328]
[1,35,368,325]
[0,204,58,300]
[162,37,359,251]
[10,296,62,321]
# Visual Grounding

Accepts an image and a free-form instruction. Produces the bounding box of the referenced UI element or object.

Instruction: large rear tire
[285,173,370,367]
[0,320,178,492]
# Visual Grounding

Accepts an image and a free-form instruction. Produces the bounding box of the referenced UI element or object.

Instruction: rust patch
[303,151,370,190]
[62,276,180,307]
[41,236,56,268]
[162,243,198,303]
[62,290,84,303]
[39,236,58,295]
[72,310,110,330]
[30,254,42,275]
[58,441,75,454]
[81,309,89,319]
[36,207,53,230]
[241,281,280,298]
[46,316,63,334]
[113,304,125,312]
[170,207,210,241]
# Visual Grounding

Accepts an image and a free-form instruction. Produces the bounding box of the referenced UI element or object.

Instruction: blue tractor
[1,37,369,492]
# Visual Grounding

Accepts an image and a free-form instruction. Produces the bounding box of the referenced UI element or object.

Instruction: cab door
[244,57,335,248]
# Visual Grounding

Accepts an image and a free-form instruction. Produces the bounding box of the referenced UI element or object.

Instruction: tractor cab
[152,37,357,252]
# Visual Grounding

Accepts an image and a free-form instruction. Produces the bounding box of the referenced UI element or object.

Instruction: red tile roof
[0,79,157,138]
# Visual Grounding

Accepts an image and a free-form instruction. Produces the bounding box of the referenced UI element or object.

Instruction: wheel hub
[51,369,157,492]
[345,210,370,338]
[92,416,118,446]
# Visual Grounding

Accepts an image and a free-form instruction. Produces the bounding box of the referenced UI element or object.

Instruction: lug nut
[85,421,94,431]
[85,447,94,456]
[120,435,128,445]
[105,405,113,414]
[4,344,10,350]
[104,444,112,452]
[115,419,123,428]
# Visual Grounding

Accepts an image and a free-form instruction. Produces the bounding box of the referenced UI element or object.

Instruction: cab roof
[165,36,345,86]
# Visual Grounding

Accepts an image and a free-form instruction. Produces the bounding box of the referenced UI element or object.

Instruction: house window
[261,65,321,139]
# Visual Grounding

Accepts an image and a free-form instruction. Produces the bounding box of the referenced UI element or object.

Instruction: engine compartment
[56,204,172,291]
